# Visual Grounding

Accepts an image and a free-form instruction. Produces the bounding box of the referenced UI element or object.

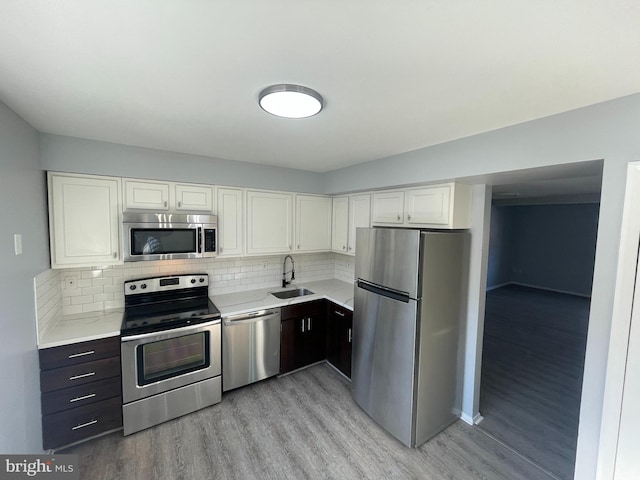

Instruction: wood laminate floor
[64,363,554,480]
[480,285,590,480]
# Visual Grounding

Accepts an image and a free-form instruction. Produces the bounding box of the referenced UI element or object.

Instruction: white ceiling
[1,1,639,173]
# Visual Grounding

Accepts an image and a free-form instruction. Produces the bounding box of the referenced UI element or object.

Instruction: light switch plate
[14,234,22,255]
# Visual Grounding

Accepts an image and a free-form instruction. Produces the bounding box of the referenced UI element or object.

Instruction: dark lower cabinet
[280,300,326,374]
[326,302,353,378]
[39,336,122,450]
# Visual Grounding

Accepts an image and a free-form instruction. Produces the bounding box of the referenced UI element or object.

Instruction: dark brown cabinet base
[280,299,352,379]
[280,300,326,374]
[39,336,122,450]
[326,302,352,378]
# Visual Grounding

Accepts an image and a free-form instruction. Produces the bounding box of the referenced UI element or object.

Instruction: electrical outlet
[63,275,77,290]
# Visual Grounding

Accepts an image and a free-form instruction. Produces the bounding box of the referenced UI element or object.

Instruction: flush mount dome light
[259,84,323,118]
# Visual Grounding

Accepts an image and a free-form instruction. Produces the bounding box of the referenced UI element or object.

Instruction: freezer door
[355,228,421,299]
[352,283,418,447]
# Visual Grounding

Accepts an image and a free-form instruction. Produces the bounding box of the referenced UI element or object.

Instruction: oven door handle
[121,319,220,341]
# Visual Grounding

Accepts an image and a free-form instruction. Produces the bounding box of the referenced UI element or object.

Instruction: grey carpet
[64,363,553,480]
[480,285,590,480]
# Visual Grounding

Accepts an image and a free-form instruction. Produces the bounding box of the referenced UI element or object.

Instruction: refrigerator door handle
[357,279,412,303]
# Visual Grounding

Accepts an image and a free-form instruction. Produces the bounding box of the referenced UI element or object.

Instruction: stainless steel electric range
[120,274,221,435]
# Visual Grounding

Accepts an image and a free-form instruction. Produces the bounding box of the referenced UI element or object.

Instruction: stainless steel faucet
[282,255,295,287]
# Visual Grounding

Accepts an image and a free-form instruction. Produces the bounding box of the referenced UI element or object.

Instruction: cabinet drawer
[39,336,120,370]
[42,396,122,450]
[41,376,121,415]
[328,302,352,319]
[281,300,326,321]
[40,356,121,393]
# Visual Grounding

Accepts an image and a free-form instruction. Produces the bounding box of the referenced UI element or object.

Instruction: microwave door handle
[198,227,202,253]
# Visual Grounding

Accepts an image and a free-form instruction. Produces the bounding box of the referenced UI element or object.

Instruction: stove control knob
[140,283,147,289]
[129,285,136,291]
[191,278,196,284]
[199,277,205,283]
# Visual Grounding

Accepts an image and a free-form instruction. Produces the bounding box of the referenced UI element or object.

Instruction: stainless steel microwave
[122,212,217,262]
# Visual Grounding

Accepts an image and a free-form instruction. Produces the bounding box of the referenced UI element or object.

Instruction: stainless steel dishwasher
[222,308,281,392]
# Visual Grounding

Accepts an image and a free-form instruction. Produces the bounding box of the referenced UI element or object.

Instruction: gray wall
[323,93,640,479]
[13,93,640,477]
[487,204,599,296]
[0,101,49,453]
[486,206,514,288]
[40,134,324,194]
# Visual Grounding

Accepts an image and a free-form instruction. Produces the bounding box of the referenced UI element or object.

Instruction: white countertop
[39,309,124,349]
[211,279,355,317]
[38,279,353,349]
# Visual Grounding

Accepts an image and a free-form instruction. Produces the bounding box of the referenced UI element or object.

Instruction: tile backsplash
[34,268,62,339]
[34,252,356,343]
[56,252,355,316]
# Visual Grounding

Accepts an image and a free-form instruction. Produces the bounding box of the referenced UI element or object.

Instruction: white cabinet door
[332,196,349,253]
[405,186,451,225]
[124,179,169,210]
[348,194,371,254]
[175,184,214,212]
[217,187,243,257]
[372,191,404,224]
[246,190,293,255]
[295,195,332,252]
[48,173,122,268]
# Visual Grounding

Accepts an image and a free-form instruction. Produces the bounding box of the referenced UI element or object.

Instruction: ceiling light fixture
[259,84,324,118]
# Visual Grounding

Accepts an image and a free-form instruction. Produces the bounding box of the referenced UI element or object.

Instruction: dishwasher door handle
[223,310,280,326]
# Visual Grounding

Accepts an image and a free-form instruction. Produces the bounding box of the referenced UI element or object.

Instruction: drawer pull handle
[68,350,95,359]
[334,310,345,317]
[69,372,95,381]
[71,420,97,431]
[69,393,96,403]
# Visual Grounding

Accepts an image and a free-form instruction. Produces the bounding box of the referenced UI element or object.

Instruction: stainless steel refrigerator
[352,227,469,447]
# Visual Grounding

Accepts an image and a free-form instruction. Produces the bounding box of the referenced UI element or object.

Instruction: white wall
[0,101,49,453]
[323,93,640,479]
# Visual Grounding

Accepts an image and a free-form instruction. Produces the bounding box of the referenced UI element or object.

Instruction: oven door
[121,321,221,404]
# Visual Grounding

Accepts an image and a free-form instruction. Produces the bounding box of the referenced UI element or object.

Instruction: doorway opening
[479,189,600,479]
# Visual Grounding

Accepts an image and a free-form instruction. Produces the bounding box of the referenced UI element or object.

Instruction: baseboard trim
[486,282,511,292]
[488,281,591,298]
[460,412,484,425]
[510,282,591,298]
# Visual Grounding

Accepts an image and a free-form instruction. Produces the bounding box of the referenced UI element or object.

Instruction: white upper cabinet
[371,190,405,224]
[48,172,122,268]
[348,194,371,253]
[246,190,293,255]
[333,194,371,256]
[295,195,332,252]
[124,179,169,211]
[372,183,471,229]
[175,183,214,212]
[332,196,349,253]
[405,185,451,225]
[123,179,214,213]
[217,187,243,257]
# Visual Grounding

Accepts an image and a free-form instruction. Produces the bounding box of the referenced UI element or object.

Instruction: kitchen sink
[270,288,315,299]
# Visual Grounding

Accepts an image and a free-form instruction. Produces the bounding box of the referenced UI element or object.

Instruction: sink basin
[270,288,315,299]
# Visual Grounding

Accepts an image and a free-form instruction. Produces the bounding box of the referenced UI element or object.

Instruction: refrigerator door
[355,228,421,299]
[352,282,418,447]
